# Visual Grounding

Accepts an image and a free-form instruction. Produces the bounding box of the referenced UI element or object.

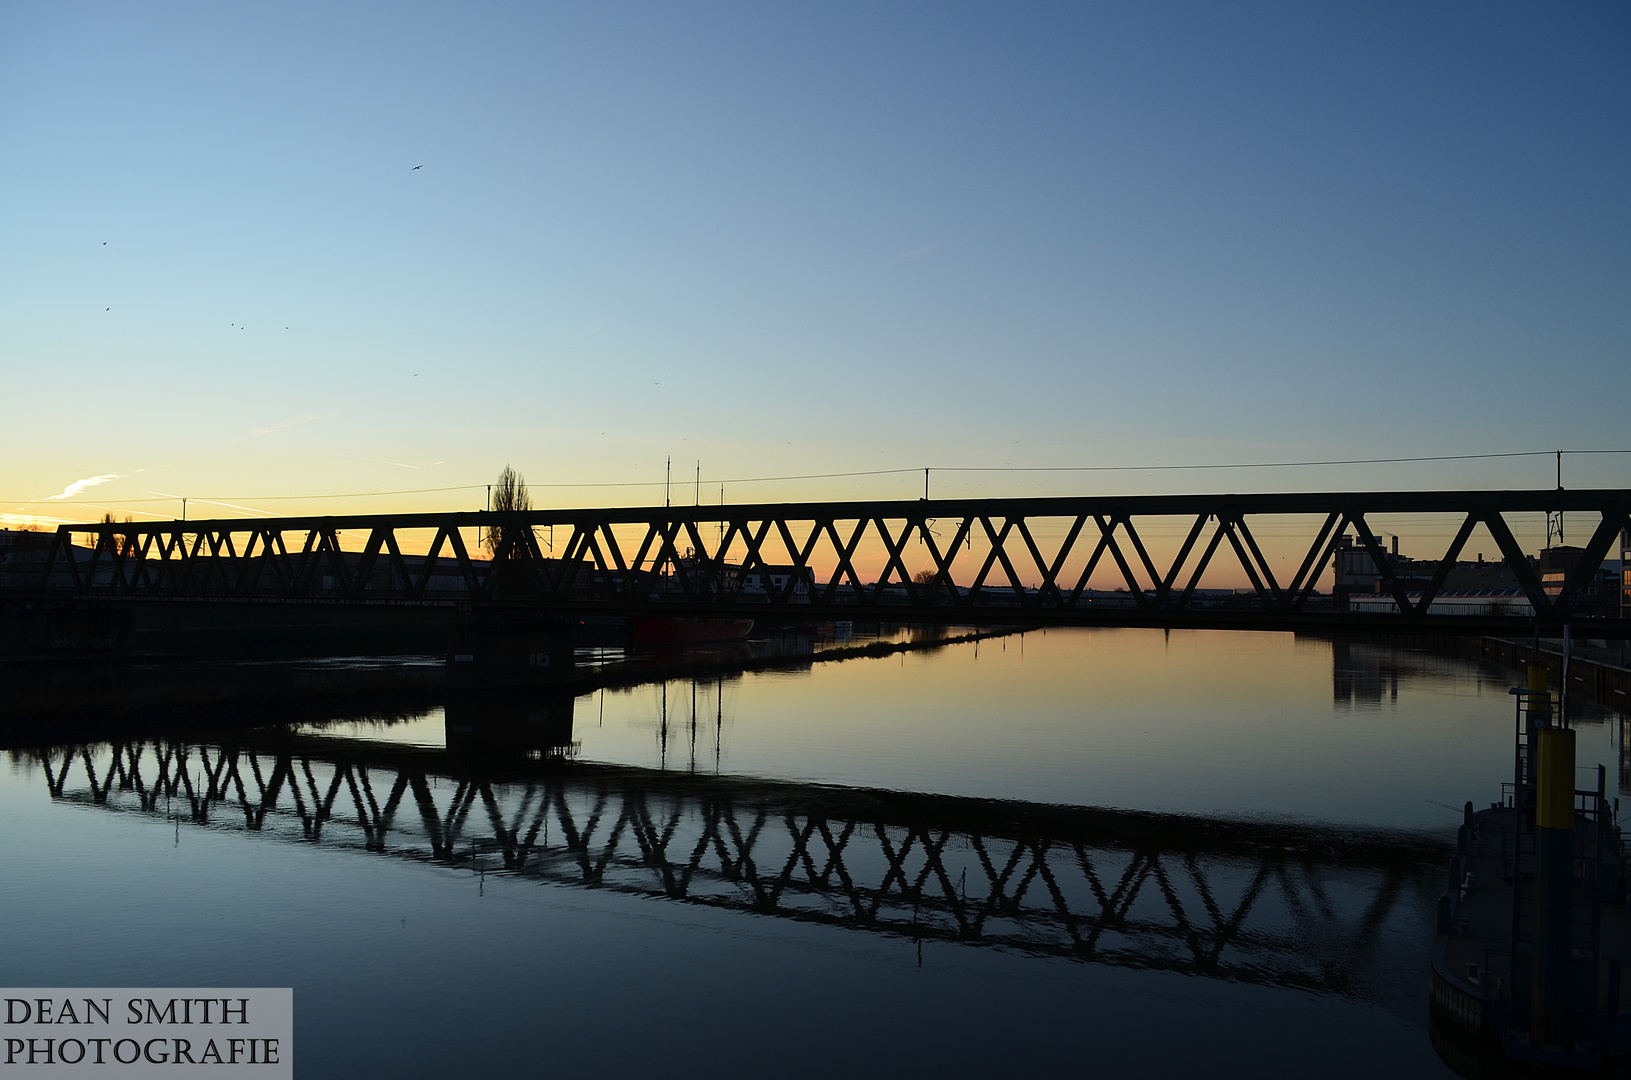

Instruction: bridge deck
[5,489,1628,635]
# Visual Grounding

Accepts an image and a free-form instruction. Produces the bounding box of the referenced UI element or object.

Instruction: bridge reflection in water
[21,710,1446,1002]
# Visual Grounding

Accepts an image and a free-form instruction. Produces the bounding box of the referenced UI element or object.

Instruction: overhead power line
[6,449,1627,507]
[709,468,923,484]
[935,449,1631,472]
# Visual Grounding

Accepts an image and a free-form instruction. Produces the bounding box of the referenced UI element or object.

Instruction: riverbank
[567,625,1027,696]
[0,624,1027,740]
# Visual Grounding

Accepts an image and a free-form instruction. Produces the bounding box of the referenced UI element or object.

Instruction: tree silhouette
[486,464,534,559]
[99,512,138,557]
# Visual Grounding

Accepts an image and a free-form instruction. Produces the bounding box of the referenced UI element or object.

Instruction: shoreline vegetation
[0,623,1030,739]
[570,624,1027,697]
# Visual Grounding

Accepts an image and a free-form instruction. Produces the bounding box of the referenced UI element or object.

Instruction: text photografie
[2,989,291,1076]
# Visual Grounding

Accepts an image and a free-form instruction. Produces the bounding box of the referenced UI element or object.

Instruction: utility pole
[924,467,930,501]
[181,498,186,522]
[695,461,700,506]
[1549,451,1565,547]
[665,457,671,507]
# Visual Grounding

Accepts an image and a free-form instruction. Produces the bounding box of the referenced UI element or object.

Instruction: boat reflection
[17,717,1446,1002]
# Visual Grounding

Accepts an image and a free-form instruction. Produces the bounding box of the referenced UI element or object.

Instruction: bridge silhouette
[20,720,1446,999]
[9,488,1629,635]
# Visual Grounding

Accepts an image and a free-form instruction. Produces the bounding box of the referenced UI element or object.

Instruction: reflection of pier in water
[1329,639,1498,710]
[23,719,1445,1001]
[1329,640,1631,800]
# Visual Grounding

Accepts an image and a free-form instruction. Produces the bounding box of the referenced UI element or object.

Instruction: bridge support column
[448,616,576,683]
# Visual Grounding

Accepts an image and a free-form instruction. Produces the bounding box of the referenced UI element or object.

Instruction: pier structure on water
[1431,663,1631,1071]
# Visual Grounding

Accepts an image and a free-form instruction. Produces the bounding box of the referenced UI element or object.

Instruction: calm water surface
[4,629,1623,1078]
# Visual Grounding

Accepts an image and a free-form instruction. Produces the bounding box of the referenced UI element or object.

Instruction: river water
[3,628,1624,1077]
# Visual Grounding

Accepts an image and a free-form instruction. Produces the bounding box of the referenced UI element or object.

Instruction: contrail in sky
[145,490,273,518]
[45,474,122,500]
[352,456,420,470]
[236,414,331,441]
[1,511,77,526]
[191,499,274,517]
[880,243,945,267]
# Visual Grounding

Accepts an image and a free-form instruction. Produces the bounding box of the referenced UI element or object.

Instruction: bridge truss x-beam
[16,489,1631,635]
[25,735,1444,997]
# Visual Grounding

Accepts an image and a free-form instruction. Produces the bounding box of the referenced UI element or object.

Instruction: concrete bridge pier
[446,615,576,684]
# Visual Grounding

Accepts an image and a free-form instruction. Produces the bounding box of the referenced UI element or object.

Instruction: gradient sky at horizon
[2,2,1628,528]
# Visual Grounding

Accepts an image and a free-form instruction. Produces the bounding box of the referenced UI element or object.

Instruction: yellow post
[1534,727,1575,831]
[1529,662,1550,720]
[1531,715,1576,1046]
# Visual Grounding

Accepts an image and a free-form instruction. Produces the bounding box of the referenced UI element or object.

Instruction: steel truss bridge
[13,488,1631,634]
[23,731,1445,997]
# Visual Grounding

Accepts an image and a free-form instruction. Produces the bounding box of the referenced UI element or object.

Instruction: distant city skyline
[3,2,1627,528]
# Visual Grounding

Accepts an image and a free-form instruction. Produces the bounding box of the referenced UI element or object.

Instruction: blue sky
[2,1,1627,523]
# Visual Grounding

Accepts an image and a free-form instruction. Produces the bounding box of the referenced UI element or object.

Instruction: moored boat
[1429,666,1631,1073]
